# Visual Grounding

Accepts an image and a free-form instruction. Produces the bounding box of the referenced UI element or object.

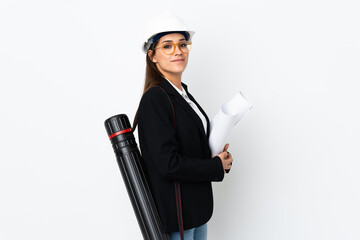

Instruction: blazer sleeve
[138,87,224,183]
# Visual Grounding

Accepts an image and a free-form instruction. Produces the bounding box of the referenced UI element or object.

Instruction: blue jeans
[169,223,207,240]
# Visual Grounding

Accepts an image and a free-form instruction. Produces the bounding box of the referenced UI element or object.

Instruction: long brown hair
[143,40,164,94]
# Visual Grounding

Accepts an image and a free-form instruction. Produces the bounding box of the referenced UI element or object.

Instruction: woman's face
[149,33,189,77]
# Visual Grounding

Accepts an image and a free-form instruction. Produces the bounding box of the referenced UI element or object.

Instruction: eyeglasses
[154,41,192,55]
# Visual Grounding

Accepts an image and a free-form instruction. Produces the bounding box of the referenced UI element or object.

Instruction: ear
[148,50,157,63]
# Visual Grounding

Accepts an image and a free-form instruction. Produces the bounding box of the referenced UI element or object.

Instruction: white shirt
[166,79,207,135]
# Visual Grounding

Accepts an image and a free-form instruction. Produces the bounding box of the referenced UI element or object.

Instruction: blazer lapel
[182,83,211,140]
[158,80,207,138]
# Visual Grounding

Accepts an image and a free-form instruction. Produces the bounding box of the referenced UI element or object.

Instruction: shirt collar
[165,78,188,98]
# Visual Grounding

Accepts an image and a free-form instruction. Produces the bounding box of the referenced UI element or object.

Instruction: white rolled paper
[209,91,253,156]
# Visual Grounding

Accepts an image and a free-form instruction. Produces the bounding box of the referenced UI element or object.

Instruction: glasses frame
[153,41,192,55]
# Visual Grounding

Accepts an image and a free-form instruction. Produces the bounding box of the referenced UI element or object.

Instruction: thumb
[223,143,229,152]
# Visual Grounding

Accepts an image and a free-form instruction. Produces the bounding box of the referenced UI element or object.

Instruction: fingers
[220,153,233,170]
[218,151,231,161]
[226,154,233,169]
[226,154,233,166]
[218,144,233,173]
[227,151,232,161]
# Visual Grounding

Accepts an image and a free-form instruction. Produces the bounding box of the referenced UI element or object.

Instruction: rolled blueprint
[209,91,253,157]
[105,114,169,240]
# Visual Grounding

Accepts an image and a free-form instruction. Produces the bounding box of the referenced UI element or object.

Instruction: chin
[165,67,185,74]
[173,65,187,73]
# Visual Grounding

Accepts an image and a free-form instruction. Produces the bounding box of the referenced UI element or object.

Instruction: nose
[174,44,182,55]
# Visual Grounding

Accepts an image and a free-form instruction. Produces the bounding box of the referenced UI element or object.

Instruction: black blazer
[137,79,224,232]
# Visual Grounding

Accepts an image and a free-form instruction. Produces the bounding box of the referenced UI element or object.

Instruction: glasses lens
[179,42,191,53]
[162,43,174,54]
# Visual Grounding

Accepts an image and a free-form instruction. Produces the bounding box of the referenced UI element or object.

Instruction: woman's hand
[217,143,233,173]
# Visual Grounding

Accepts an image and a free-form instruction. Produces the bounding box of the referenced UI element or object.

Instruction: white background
[1,0,360,239]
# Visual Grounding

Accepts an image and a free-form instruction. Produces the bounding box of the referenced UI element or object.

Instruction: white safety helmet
[143,12,195,53]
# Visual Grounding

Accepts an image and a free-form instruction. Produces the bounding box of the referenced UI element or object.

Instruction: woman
[137,12,233,240]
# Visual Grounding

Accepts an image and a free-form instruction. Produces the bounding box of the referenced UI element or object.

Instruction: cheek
[157,56,172,68]
[182,57,189,67]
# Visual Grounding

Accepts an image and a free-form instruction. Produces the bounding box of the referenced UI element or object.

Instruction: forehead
[158,33,186,43]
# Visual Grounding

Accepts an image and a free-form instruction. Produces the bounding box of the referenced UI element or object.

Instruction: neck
[164,73,182,90]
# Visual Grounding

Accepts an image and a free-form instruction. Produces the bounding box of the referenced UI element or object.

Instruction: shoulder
[142,85,166,99]
[140,86,168,105]
[139,86,172,113]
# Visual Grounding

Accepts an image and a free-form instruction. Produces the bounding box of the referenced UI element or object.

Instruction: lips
[171,59,185,62]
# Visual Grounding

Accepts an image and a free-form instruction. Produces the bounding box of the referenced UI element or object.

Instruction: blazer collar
[158,79,210,140]
[157,78,181,96]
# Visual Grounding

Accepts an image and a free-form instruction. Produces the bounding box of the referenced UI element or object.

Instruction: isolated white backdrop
[1,0,359,239]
